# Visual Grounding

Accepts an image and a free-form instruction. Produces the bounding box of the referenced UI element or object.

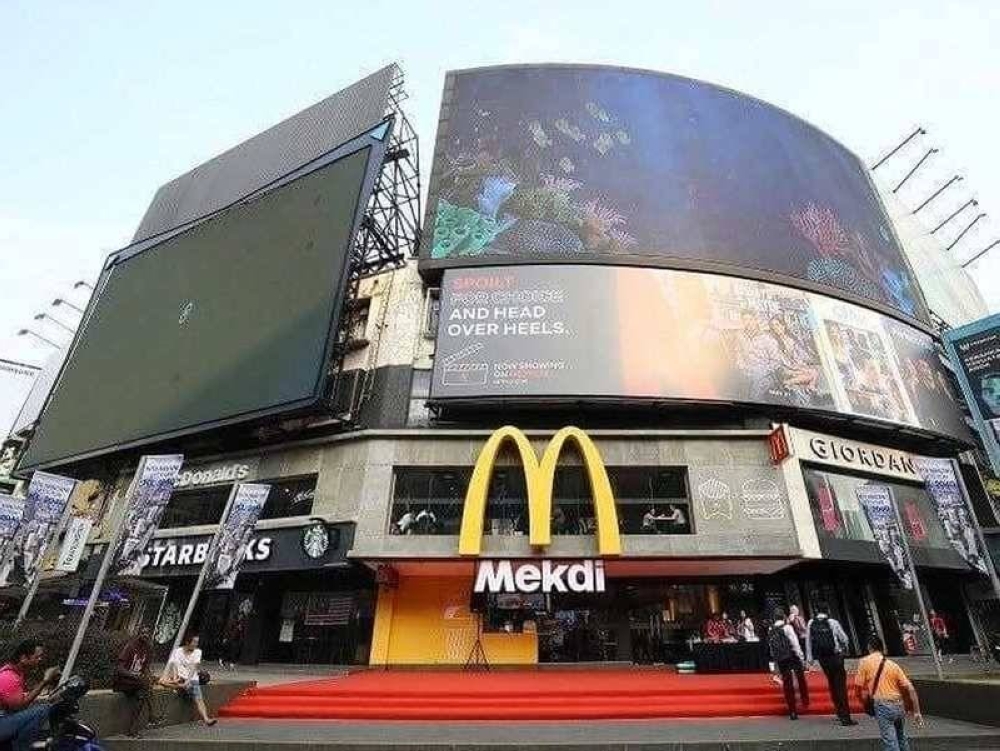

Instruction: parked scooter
[0,675,104,751]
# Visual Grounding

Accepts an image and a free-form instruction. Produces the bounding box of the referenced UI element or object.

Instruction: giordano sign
[458,426,622,556]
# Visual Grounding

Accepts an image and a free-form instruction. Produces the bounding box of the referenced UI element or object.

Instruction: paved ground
[104,715,1000,750]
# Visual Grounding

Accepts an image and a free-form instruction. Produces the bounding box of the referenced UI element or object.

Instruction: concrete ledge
[78,681,252,738]
[913,678,1000,727]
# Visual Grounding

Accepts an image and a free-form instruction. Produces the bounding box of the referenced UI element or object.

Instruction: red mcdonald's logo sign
[769,425,790,464]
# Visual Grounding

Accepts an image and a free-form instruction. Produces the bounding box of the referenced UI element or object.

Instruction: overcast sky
[2,0,998,382]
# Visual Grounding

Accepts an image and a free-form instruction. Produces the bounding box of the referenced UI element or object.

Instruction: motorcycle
[0,675,104,751]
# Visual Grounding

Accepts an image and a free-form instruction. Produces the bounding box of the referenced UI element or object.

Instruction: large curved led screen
[425,65,928,322]
[431,266,970,443]
[19,131,386,472]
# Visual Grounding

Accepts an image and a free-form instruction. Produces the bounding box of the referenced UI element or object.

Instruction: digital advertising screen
[18,125,389,472]
[423,65,928,323]
[431,265,970,443]
[945,314,1000,474]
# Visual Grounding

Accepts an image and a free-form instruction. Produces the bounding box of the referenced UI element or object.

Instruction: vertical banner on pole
[856,484,914,589]
[207,483,270,590]
[0,493,25,561]
[62,455,183,678]
[0,472,76,588]
[163,482,270,680]
[913,457,989,574]
[114,455,184,577]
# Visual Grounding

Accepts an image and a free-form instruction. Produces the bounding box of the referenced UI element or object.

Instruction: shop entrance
[481,579,771,665]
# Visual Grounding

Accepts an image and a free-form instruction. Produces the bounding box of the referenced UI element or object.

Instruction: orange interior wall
[370,575,537,665]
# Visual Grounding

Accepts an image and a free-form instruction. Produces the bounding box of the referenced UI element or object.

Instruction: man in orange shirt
[854,635,923,751]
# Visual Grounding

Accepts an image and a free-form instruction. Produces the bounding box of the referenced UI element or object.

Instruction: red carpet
[221,670,864,721]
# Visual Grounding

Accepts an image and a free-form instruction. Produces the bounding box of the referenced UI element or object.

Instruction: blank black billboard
[19,128,387,472]
[423,65,928,324]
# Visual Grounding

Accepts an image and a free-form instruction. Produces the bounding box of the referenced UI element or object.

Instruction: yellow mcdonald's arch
[458,426,621,556]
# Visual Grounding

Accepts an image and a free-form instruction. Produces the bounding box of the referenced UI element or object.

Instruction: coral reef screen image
[431,265,970,443]
[425,65,928,322]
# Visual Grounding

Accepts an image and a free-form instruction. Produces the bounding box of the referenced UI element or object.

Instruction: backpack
[810,618,836,658]
[768,624,796,663]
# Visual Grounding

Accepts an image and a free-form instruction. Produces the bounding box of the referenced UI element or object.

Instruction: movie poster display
[207,483,271,590]
[431,265,970,442]
[425,65,928,322]
[913,457,988,574]
[945,314,1000,475]
[0,472,76,588]
[115,455,184,576]
[856,484,913,589]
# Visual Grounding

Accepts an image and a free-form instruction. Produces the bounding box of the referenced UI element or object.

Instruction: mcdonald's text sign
[473,560,607,594]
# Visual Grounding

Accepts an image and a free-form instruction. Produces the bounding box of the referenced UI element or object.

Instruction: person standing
[113,626,164,737]
[0,639,61,751]
[788,605,808,653]
[805,603,856,726]
[161,634,216,727]
[929,610,952,663]
[768,609,810,720]
[855,634,923,751]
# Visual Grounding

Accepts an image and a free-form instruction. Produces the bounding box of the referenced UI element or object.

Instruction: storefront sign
[174,459,258,489]
[55,516,94,572]
[473,559,607,594]
[785,427,919,481]
[459,426,621,556]
[93,523,350,580]
[142,536,273,570]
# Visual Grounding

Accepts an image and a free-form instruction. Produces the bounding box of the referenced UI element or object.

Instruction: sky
[1,0,999,381]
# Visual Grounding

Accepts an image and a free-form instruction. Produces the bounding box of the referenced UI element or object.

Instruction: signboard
[0,471,76,587]
[784,426,920,481]
[459,426,620,556]
[424,65,928,322]
[431,266,969,443]
[55,516,94,573]
[856,484,913,589]
[114,455,184,576]
[207,483,271,590]
[174,460,259,489]
[945,314,1000,475]
[913,457,988,575]
[473,560,607,594]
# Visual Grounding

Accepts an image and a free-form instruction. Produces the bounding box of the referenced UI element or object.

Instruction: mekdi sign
[473,560,607,594]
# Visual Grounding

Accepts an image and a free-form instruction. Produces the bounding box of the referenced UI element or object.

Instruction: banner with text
[0,471,76,588]
[432,265,970,442]
[0,493,25,565]
[945,314,1000,475]
[913,457,988,575]
[207,483,271,590]
[114,455,184,577]
[856,483,913,589]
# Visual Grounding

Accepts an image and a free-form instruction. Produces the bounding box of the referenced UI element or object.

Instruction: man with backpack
[805,602,856,726]
[768,609,809,720]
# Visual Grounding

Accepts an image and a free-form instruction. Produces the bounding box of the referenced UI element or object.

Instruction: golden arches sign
[458,426,622,556]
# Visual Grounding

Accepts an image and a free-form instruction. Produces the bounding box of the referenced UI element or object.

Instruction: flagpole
[13,491,76,630]
[950,459,1000,606]
[886,486,944,680]
[62,460,145,678]
[160,483,239,682]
